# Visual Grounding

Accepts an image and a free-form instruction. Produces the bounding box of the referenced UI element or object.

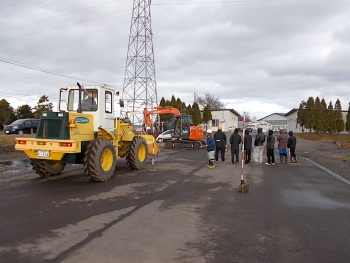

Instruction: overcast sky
[1,0,350,120]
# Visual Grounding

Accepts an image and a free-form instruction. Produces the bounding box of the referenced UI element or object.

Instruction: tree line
[158,95,212,130]
[0,95,53,129]
[297,97,350,134]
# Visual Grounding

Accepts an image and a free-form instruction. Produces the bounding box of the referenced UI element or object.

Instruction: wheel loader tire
[31,159,66,177]
[126,136,147,170]
[83,138,116,182]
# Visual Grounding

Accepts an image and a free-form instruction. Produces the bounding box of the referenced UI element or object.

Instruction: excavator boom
[143,106,180,128]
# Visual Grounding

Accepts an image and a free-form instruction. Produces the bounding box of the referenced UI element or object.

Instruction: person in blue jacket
[206,129,216,168]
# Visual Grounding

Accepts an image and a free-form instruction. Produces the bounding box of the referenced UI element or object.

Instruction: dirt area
[294,138,350,181]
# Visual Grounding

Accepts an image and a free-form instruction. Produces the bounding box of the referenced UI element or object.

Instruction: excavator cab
[166,114,205,149]
[171,115,191,140]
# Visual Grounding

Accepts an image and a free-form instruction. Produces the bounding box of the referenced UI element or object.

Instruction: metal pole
[240,112,246,185]
[150,133,156,171]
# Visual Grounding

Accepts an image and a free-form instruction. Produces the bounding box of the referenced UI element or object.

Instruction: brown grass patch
[325,155,350,161]
[295,133,350,144]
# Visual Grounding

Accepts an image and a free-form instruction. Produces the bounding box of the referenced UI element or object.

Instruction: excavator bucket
[139,135,161,156]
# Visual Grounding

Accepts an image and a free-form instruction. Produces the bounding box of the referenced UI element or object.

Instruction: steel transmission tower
[121,0,157,125]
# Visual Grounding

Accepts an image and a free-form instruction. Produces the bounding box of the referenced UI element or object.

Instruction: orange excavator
[143,106,180,129]
[143,106,205,149]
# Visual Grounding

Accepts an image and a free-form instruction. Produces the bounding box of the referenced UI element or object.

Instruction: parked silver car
[156,130,172,142]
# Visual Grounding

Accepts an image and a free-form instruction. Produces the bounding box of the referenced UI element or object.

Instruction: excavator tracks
[165,140,206,150]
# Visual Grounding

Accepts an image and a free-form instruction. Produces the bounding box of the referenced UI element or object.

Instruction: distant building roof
[257,113,286,121]
[210,109,241,117]
[285,108,298,116]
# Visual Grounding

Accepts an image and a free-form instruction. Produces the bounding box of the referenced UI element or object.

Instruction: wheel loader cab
[59,85,115,132]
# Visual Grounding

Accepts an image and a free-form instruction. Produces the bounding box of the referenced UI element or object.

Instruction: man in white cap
[205,129,216,168]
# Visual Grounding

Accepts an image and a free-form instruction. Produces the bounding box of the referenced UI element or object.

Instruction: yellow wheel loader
[15,83,160,181]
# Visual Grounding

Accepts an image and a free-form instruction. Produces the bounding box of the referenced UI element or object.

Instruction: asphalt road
[1,146,350,263]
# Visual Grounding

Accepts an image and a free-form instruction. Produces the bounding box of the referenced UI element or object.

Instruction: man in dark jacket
[230,128,242,164]
[206,129,216,168]
[265,130,275,165]
[287,131,297,163]
[244,129,252,164]
[253,128,265,164]
[214,125,227,163]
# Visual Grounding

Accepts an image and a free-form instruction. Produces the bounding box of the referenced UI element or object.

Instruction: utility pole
[121,0,158,125]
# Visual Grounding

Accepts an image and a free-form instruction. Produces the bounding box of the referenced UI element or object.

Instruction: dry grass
[0,134,35,147]
[295,133,350,143]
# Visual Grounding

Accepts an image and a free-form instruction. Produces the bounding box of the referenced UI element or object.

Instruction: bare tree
[238,112,252,122]
[196,92,227,110]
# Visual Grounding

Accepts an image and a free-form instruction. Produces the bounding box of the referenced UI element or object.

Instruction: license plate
[5,131,9,133]
[37,150,50,158]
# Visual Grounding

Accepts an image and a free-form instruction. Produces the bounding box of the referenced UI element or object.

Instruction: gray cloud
[0,0,349,119]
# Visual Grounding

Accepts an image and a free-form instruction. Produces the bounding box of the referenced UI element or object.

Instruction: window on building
[212,119,219,127]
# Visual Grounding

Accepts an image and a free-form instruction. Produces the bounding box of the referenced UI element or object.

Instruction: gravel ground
[291,138,350,181]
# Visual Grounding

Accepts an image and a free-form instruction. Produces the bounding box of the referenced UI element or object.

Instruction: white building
[285,109,302,133]
[205,109,240,132]
[285,108,349,133]
[258,113,287,131]
[246,121,272,133]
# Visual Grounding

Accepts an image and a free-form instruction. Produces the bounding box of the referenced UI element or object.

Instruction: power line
[0,65,76,84]
[152,0,280,5]
[0,9,131,44]
[0,0,32,10]
[0,0,122,33]
[0,57,107,85]
[0,0,69,20]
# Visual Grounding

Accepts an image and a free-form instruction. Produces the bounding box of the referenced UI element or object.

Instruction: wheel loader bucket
[139,135,160,156]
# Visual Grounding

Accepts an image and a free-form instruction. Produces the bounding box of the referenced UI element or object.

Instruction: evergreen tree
[159,97,166,107]
[158,97,167,129]
[176,98,182,111]
[314,97,323,133]
[170,95,177,107]
[33,95,53,119]
[0,99,16,128]
[181,102,186,114]
[334,99,345,134]
[192,102,201,126]
[321,98,328,133]
[202,104,212,130]
[346,102,350,133]
[304,97,315,133]
[326,101,336,135]
[296,101,306,133]
[186,104,192,116]
[16,104,35,119]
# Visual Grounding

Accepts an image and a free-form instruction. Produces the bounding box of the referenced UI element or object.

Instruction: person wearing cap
[214,125,227,163]
[205,129,216,168]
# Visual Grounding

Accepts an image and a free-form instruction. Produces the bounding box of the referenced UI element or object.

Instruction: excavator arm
[143,106,181,128]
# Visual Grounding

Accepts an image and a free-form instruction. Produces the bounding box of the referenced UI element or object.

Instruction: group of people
[205,127,297,168]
